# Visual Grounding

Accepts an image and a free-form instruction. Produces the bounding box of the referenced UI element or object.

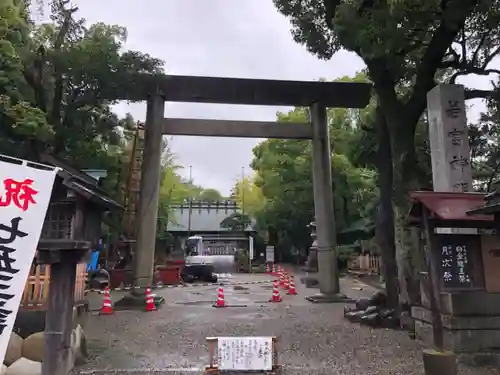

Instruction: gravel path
[75,275,499,375]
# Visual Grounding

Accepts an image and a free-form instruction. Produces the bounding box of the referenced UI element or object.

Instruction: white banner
[0,157,58,365]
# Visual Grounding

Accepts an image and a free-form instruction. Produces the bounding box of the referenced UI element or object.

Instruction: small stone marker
[204,336,280,374]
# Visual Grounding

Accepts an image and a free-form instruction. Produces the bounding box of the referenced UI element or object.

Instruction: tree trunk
[369,74,425,307]
[390,121,425,307]
[374,105,399,309]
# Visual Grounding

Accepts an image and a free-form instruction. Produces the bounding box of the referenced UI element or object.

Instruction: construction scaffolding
[123,123,145,238]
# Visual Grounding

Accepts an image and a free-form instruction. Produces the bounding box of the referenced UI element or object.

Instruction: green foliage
[231,176,265,216]
[0,1,165,200]
[0,1,174,243]
[273,0,500,305]
[273,0,500,167]
[0,95,53,140]
[156,142,225,238]
[199,188,224,202]
[220,212,252,232]
[337,245,357,263]
[251,98,378,256]
[0,0,53,153]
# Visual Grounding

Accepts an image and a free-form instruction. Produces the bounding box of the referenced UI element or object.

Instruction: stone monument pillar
[427,84,472,192]
[420,84,472,371]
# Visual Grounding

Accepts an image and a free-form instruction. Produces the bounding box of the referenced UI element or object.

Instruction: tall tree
[273,0,500,304]
[2,0,164,199]
[231,176,265,216]
[0,0,53,157]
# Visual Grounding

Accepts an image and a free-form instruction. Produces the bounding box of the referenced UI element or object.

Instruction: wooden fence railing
[350,254,381,275]
[21,263,87,309]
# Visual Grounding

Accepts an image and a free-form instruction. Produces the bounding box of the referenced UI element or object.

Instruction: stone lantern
[300,219,319,287]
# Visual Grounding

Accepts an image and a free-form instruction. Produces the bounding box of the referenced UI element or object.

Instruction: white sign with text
[0,156,58,364]
[266,246,275,263]
[217,336,273,370]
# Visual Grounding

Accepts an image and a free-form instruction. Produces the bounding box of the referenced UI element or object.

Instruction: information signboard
[266,246,275,263]
[216,336,273,371]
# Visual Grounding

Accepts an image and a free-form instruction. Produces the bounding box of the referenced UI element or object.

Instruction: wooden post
[422,209,444,350]
[42,260,77,375]
[38,239,90,375]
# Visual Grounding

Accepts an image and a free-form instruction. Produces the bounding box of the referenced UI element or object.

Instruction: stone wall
[3,304,89,375]
[413,290,500,353]
[2,325,87,375]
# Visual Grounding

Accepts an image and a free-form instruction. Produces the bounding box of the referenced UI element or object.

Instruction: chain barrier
[86,279,274,294]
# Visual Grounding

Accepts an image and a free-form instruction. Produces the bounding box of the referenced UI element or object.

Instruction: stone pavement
[76,274,498,375]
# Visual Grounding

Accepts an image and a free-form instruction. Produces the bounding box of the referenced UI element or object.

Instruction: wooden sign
[205,336,280,374]
[436,234,484,290]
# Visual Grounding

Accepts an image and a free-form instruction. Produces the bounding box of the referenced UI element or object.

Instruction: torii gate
[105,73,371,302]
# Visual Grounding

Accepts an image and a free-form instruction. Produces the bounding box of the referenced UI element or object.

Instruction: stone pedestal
[413,291,500,353]
[303,245,318,272]
[422,349,457,375]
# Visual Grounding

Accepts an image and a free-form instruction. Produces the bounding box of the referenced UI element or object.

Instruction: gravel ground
[75,274,499,375]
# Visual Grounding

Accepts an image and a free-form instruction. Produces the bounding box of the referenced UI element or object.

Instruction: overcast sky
[37,0,497,195]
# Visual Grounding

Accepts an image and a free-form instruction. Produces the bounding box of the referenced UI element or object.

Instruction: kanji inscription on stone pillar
[427,84,472,192]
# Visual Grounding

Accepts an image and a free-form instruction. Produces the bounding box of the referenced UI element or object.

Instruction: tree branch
[405,0,479,125]
[471,32,489,66]
[323,0,342,29]
[464,89,498,100]
[50,8,75,127]
[450,68,500,84]
[484,45,500,68]
[460,28,467,63]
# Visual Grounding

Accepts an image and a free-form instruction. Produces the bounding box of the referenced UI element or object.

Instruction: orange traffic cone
[99,287,114,315]
[279,271,285,288]
[145,285,156,312]
[287,276,297,295]
[283,273,290,290]
[266,264,270,274]
[269,280,282,302]
[272,264,276,276]
[214,286,226,308]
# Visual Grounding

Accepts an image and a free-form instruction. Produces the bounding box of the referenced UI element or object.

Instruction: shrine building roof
[167,201,255,233]
[40,154,122,211]
[467,191,500,216]
[408,191,493,224]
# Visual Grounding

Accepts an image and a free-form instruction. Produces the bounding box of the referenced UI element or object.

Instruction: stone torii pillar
[306,102,347,302]
[133,94,165,289]
[116,94,165,309]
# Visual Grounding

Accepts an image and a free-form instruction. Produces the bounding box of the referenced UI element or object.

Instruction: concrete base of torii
[305,293,352,303]
[114,293,165,311]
